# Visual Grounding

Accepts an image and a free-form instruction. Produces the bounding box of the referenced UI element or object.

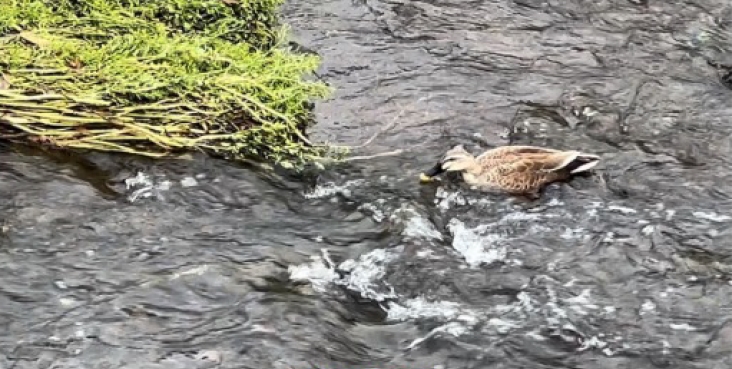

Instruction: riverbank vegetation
[0,0,335,168]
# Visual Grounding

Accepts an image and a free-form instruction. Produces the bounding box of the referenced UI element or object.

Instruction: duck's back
[471,146,576,194]
[476,145,563,160]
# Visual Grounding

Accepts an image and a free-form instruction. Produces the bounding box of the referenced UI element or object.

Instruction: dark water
[2,0,732,368]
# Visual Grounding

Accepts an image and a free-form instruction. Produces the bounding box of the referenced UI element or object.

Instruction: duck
[419,144,600,198]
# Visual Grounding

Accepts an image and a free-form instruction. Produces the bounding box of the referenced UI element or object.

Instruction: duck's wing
[477,145,563,160]
[491,151,600,175]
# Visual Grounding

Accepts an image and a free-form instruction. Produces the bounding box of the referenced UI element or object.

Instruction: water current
[2,0,732,368]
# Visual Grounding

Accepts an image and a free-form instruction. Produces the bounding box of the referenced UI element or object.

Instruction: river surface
[2,0,732,368]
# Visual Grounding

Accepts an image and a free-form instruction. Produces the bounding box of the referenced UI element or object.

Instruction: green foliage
[0,0,332,167]
[1,0,286,48]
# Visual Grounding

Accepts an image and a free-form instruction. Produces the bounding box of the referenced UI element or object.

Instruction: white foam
[693,211,731,222]
[607,205,637,214]
[488,318,521,334]
[662,340,671,355]
[303,180,363,199]
[170,265,211,279]
[415,249,436,259]
[516,291,537,313]
[358,201,386,222]
[580,336,609,352]
[669,323,697,331]
[447,219,508,268]
[338,248,399,301]
[288,252,340,293]
[525,330,547,341]
[386,298,464,322]
[561,227,586,239]
[494,285,619,355]
[286,202,623,356]
[180,177,198,187]
[288,246,401,301]
[125,171,152,189]
[640,300,656,315]
[124,171,170,202]
[500,211,548,224]
[586,202,602,217]
[642,225,655,235]
[566,289,600,315]
[59,297,79,307]
[386,205,444,240]
[547,198,564,207]
[289,247,481,340]
[125,172,155,202]
[434,188,469,211]
[405,322,471,350]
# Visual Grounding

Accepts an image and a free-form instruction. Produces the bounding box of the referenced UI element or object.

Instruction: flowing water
[2,0,732,368]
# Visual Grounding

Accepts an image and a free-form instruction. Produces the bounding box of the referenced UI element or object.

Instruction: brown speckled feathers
[421,145,600,196]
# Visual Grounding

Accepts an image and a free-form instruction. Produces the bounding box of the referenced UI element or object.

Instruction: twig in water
[506,104,525,144]
[342,149,405,162]
[346,94,433,150]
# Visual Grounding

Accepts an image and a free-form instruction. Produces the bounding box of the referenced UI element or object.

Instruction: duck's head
[419,145,476,183]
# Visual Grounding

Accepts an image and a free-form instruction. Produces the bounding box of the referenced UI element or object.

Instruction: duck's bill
[419,163,445,183]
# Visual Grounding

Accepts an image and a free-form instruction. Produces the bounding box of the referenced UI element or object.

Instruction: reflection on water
[2,0,732,368]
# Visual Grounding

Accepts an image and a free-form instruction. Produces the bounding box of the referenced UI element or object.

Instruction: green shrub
[0,0,332,167]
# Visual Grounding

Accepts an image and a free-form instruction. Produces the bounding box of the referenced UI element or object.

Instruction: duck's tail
[560,152,601,174]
